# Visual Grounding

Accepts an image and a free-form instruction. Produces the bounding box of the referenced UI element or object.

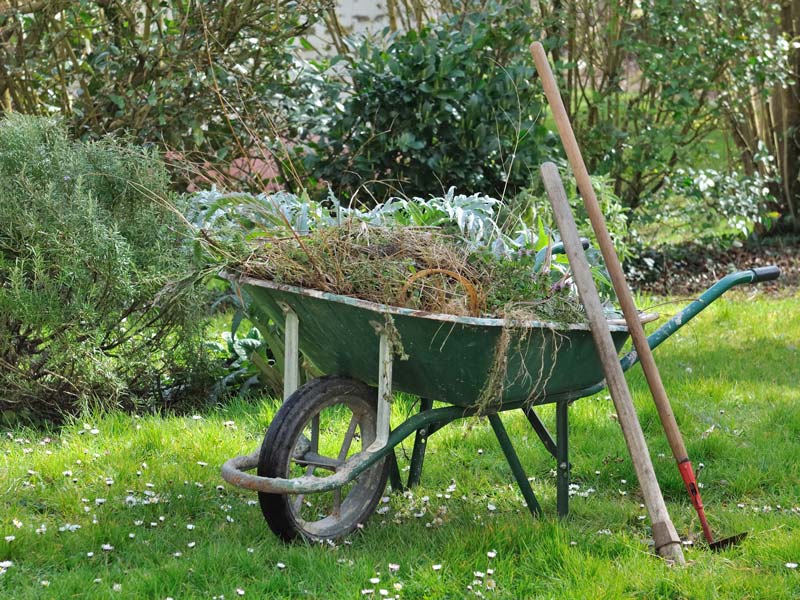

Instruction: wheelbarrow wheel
[257,376,390,542]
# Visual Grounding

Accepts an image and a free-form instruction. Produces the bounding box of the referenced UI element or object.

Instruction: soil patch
[629,236,800,297]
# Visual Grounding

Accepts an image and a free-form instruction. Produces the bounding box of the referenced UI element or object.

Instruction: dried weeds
[231,222,586,323]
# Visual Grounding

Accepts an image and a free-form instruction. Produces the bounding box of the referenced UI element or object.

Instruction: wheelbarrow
[221,256,780,542]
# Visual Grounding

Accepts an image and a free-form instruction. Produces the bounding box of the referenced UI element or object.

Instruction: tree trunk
[777,0,800,229]
[729,0,800,231]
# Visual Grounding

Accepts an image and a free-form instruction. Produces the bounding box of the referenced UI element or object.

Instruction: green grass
[2,293,799,599]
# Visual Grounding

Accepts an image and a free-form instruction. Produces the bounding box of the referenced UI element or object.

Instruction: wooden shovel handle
[530,42,689,461]
[542,162,684,564]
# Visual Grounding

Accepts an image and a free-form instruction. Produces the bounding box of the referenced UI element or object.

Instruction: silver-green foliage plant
[0,115,212,421]
[193,181,630,291]
[194,186,534,257]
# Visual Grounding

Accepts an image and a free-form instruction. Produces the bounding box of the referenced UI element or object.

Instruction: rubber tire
[257,376,390,542]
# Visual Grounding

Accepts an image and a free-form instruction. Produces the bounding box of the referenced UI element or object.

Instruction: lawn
[2,292,799,599]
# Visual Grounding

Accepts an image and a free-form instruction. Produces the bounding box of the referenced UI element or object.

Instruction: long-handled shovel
[541,162,685,564]
[531,42,746,551]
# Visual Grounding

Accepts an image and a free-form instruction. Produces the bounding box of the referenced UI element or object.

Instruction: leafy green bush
[536,0,790,214]
[290,2,552,202]
[659,165,778,239]
[0,1,326,180]
[632,150,779,252]
[0,115,213,421]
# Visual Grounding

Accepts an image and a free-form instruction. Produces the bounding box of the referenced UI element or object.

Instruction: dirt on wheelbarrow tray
[628,235,800,297]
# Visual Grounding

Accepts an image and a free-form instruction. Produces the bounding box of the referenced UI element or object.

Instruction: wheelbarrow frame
[221,266,779,521]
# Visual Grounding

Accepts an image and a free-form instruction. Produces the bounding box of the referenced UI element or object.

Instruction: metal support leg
[282,306,299,401]
[387,451,404,493]
[489,413,542,517]
[367,332,393,452]
[524,407,558,460]
[556,401,570,518]
[407,397,434,488]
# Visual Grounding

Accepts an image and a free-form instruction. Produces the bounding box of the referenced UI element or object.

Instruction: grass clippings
[231,222,586,323]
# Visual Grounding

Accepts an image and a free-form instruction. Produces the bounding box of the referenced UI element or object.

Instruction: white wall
[303,1,392,55]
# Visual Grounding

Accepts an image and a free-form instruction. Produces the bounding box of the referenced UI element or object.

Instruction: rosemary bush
[0,115,213,421]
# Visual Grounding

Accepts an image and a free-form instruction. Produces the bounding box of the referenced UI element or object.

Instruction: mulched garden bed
[629,236,800,297]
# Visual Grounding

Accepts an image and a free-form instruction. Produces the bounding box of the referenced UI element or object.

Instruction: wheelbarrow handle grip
[553,238,590,254]
[534,238,590,271]
[750,265,781,283]
[620,265,782,372]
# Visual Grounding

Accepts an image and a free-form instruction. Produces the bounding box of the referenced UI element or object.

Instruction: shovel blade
[709,532,747,551]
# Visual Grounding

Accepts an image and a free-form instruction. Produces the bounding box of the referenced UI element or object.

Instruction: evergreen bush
[0,115,213,421]
[290,3,552,203]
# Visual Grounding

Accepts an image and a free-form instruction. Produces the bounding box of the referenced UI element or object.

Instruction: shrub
[643,164,778,246]
[0,1,327,187]
[289,2,553,203]
[0,115,213,421]
[535,0,791,213]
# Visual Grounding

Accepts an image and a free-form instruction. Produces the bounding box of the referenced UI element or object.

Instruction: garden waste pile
[230,223,586,324]
[198,189,610,324]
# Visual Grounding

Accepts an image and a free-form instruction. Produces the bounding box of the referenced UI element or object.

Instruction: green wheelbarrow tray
[242,277,633,407]
[221,266,779,538]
